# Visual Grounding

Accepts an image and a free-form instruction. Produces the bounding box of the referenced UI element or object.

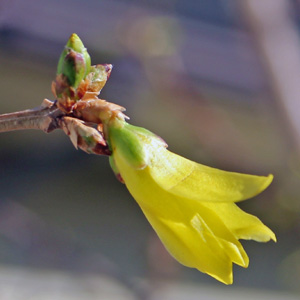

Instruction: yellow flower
[106,118,276,284]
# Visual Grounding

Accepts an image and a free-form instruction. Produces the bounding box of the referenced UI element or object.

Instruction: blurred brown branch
[240,0,300,152]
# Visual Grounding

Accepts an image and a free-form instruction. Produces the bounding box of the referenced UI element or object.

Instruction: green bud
[61,51,84,88]
[57,33,91,88]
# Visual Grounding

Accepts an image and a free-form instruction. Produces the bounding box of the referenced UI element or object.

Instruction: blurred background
[0,0,300,299]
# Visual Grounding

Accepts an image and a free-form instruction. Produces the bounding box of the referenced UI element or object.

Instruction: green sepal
[109,156,125,183]
[128,125,167,148]
[108,122,148,170]
[109,155,120,175]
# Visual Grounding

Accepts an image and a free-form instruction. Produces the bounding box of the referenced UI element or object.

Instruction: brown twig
[0,99,63,133]
[0,99,110,156]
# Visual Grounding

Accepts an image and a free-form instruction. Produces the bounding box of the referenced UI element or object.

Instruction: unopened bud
[57,33,91,88]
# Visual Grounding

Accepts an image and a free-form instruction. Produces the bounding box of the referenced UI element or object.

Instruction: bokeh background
[0,0,300,299]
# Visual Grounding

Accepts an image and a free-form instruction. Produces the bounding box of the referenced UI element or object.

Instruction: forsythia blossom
[55,34,276,285]
[106,116,276,284]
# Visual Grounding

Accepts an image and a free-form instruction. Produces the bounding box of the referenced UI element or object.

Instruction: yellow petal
[109,122,273,204]
[190,213,249,269]
[142,206,249,284]
[202,202,276,242]
[150,148,273,203]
